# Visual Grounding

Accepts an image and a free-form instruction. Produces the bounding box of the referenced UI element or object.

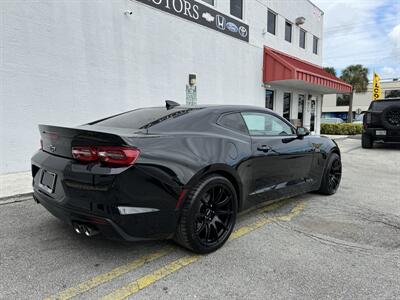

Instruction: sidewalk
[0,171,32,200]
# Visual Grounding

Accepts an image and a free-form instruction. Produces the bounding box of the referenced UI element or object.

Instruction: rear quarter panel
[128,123,253,209]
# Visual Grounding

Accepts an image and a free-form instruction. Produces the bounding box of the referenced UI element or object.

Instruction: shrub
[321,123,363,135]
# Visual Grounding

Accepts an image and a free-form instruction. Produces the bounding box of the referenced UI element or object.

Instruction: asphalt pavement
[1,138,399,300]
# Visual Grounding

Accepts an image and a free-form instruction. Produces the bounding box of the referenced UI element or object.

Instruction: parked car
[321,117,345,124]
[362,98,400,148]
[31,102,342,253]
[353,113,364,124]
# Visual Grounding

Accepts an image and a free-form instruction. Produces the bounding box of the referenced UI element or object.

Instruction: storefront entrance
[262,47,352,135]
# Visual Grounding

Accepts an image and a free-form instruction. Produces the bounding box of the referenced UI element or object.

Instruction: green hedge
[321,123,363,135]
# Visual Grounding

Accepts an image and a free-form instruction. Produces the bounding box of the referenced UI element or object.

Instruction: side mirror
[296,127,310,138]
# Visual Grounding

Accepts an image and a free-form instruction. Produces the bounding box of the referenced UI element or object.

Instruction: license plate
[376,130,387,136]
[39,170,57,194]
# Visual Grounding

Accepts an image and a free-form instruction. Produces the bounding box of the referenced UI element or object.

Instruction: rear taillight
[71,146,140,167]
[97,147,140,166]
[72,147,98,162]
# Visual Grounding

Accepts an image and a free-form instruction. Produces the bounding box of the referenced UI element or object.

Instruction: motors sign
[135,0,249,42]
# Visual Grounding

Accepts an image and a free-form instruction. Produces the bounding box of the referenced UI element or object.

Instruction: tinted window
[285,21,292,42]
[218,113,248,134]
[267,10,276,35]
[385,90,400,98]
[336,94,350,106]
[299,29,306,49]
[298,94,305,121]
[265,90,274,110]
[90,107,201,129]
[202,0,214,5]
[241,112,294,136]
[230,0,243,19]
[313,36,318,54]
[283,92,291,120]
[371,100,400,110]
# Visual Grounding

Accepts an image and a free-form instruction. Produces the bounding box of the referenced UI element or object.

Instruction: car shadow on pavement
[44,216,172,252]
[372,143,400,150]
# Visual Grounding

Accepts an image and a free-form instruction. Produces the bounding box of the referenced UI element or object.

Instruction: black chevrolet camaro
[31,102,342,253]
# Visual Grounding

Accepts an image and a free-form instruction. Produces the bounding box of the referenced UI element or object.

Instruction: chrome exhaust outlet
[73,222,99,237]
[73,223,82,234]
[83,225,93,237]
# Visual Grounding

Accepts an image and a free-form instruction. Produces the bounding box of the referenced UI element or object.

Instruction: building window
[313,36,318,54]
[201,0,214,6]
[336,94,350,106]
[283,92,291,120]
[385,89,400,98]
[285,21,292,42]
[298,94,305,122]
[267,10,276,35]
[299,29,306,49]
[230,0,243,19]
[265,90,274,110]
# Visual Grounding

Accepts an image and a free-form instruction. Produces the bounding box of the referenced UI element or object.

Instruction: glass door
[265,90,274,110]
[310,99,316,132]
[283,92,291,121]
[298,94,305,127]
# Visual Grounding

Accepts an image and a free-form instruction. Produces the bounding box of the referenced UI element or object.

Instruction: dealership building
[1,0,352,174]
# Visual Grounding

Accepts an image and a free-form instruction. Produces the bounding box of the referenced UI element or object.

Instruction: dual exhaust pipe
[73,222,99,237]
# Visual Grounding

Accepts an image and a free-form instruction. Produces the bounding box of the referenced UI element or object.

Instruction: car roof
[372,98,400,102]
[154,104,275,113]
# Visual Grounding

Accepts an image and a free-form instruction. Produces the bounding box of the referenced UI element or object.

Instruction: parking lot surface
[1,138,399,299]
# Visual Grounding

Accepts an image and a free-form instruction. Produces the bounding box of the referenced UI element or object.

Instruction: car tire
[361,134,373,149]
[317,153,342,195]
[174,175,237,254]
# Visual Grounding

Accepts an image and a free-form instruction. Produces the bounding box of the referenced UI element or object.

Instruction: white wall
[0,0,323,174]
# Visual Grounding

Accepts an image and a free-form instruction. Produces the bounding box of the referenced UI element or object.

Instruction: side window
[241,112,294,136]
[218,113,248,134]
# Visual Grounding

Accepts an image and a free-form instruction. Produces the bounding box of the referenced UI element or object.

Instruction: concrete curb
[323,134,362,141]
[329,136,350,141]
[0,192,33,205]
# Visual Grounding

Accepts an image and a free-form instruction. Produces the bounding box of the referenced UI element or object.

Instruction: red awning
[263,47,352,94]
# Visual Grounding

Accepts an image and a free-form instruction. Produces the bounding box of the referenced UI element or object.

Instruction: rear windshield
[370,99,400,110]
[89,107,201,129]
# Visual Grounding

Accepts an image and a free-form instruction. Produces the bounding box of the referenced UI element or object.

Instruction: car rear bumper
[363,128,400,142]
[31,150,182,241]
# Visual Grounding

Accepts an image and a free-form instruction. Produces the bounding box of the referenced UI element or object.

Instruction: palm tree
[340,64,369,123]
[323,67,337,77]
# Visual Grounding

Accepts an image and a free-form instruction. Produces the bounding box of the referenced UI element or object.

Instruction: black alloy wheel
[175,175,237,254]
[328,158,342,193]
[318,153,342,195]
[195,185,235,246]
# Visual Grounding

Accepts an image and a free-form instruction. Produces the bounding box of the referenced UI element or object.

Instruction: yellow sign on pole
[372,72,382,100]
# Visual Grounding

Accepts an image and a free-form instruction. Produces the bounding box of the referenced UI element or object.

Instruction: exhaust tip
[73,222,99,237]
[83,226,91,237]
[73,223,82,234]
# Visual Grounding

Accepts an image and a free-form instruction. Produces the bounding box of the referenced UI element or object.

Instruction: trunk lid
[39,124,146,158]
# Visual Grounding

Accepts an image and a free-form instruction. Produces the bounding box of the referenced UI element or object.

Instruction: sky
[312,0,400,80]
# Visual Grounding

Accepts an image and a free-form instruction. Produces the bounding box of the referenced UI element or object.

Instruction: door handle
[257,145,271,152]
